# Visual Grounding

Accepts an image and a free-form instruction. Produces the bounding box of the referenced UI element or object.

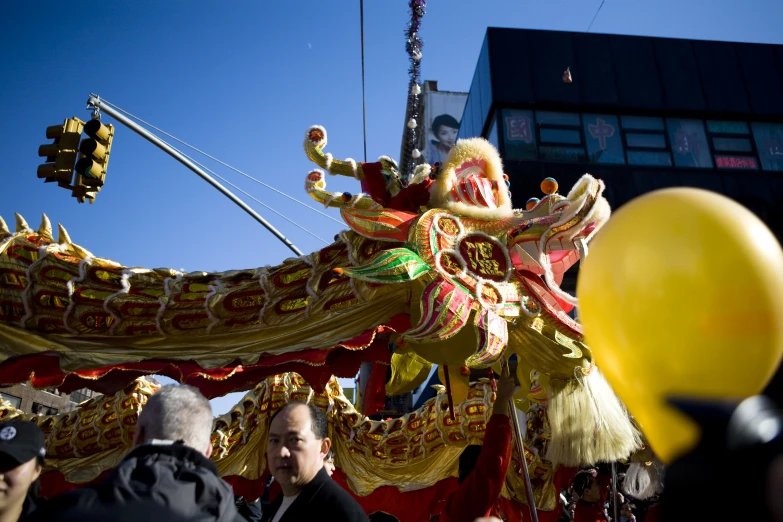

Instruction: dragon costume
[0,127,639,467]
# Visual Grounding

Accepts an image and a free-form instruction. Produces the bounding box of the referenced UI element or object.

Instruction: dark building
[460,28,783,234]
[458,27,783,399]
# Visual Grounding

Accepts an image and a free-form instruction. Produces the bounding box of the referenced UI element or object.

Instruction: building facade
[0,384,99,415]
[458,27,783,398]
[459,28,783,231]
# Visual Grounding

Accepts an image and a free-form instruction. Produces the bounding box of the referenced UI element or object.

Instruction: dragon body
[0,127,640,466]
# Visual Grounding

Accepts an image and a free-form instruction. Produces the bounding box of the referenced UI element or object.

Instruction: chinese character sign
[505,115,533,143]
[584,114,624,164]
[667,119,712,168]
[752,122,783,172]
[502,110,537,161]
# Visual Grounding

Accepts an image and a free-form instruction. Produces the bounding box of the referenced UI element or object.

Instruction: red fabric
[644,503,661,522]
[360,160,433,213]
[360,162,391,206]
[361,362,388,416]
[388,179,433,213]
[0,314,410,398]
[573,503,607,522]
[223,475,268,502]
[440,414,513,522]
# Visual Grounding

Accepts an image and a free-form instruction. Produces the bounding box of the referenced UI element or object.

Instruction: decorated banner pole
[84,94,304,256]
[400,0,426,181]
[509,400,539,522]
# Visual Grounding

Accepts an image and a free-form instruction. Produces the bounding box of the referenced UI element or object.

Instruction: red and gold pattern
[0,126,637,467]
[0,374,560,515]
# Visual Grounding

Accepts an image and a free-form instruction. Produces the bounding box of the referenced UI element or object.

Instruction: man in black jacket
[262,401,368,522]
[32,385,245,522]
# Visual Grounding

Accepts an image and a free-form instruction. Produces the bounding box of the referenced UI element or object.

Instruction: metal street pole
[509,399,539,522]
[85,94,303,256]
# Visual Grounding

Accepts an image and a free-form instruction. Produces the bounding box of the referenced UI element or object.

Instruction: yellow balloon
[578,188,783,464]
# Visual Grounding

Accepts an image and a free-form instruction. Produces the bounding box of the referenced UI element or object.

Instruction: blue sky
[2,0,781,413]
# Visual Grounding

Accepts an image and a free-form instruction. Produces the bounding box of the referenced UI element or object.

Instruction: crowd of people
[0,373,757,522]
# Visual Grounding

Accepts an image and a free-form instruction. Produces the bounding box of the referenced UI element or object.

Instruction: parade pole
[85,94,304,256]
[612,462,619,522]
[508,399,539,522]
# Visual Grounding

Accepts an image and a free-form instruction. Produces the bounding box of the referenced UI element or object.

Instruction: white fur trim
[62,256,94,334]
[325,153,334,174]
[344,158,359,180]
[104,268,134,335]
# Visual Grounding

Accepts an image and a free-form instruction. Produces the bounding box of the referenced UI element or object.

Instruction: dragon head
[428,138,513,220]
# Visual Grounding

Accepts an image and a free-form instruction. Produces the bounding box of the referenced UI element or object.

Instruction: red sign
[715,156,758,170]
[457,234,508,282]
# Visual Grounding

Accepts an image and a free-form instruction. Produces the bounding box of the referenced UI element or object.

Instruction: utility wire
[164,140,330,244]
[360,0,368,163]
[586,0,605,33]
[98,98,345,226]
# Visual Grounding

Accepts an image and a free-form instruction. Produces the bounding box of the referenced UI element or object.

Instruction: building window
[536,112,584,163]
[31,403,58,416]
[502,109,537,161]
[621,116,666,131]
[626,133,668,149]
[536,112,581,126]
[713,137,753,153]
[0,393,21,409]
[540,128,582,145]
[707,121,750,134]
[667,119,713,168]
[584,114,625,165]
[69,388,96,405]
[539,146,586,163]
[486,114,499,150]
[626,151,672,167]
[622,116,671,167]
[752,122,783,172]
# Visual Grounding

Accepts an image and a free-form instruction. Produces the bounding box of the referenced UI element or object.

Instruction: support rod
[508,398,539,522]
[85,94,303,256]
[612,461,619,522]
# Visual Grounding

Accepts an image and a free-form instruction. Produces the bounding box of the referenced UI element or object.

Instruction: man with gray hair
[32,385,246,522]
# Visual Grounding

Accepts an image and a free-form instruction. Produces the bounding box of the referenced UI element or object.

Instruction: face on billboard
[435,125,458,148]
[422,90,467,165]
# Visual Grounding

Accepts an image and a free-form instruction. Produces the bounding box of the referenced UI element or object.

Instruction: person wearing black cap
[0,419,46,522]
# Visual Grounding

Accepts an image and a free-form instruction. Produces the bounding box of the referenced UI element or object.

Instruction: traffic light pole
[85,94,304,257]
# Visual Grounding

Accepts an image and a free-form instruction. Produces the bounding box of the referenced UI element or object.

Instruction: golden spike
[38,214,53,240]
[0,216,9,236]
[303,126,365,180]
[14,213,30,233]
[57,223,72,245]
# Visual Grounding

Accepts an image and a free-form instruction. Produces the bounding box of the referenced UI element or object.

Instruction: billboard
[421,87,468,165]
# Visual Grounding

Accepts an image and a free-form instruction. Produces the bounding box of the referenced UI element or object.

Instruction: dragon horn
[57,223,72,245]
[0,216,9,237]
[303,126,364,180]
[304,170,380,210]
[38,214,53,240]
[14,213,30,233]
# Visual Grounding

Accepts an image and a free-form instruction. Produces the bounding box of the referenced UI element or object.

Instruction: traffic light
[37,118,84,185]
[75,119,114,188]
